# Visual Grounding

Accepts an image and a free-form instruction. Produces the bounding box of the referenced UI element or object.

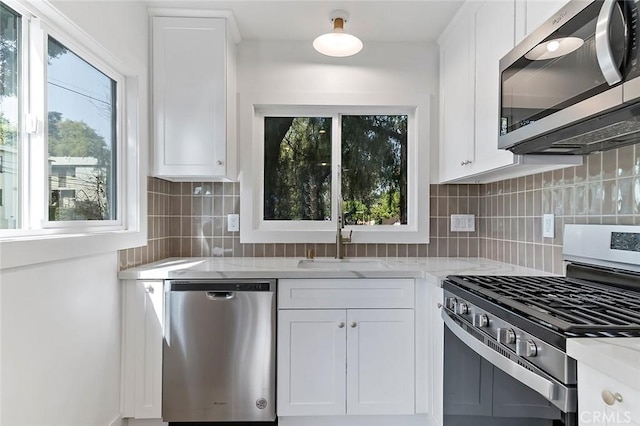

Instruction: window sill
[0,229,146,270]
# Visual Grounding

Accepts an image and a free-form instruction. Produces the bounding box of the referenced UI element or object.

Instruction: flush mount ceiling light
[313,10,363,58]
[525,37,584,61]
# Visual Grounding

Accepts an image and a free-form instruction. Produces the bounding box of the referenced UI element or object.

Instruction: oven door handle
[442,311,558,402]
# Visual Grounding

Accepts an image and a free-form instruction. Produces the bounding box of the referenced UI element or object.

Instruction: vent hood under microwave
[498,0,640,155]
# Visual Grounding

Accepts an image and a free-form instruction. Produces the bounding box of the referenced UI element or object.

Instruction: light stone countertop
[118,256,552,282]
[567,338,640,391]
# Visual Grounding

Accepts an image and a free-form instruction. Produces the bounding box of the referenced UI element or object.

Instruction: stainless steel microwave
[499,0,640,155]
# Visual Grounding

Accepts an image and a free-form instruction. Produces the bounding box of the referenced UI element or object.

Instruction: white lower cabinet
[278,309,347,416]
[277,279,416,418]
[577,362,640,426]
[425,282,444,426]
[121,280,164,419]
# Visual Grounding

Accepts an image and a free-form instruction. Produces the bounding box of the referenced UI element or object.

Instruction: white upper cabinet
[151,14,239,181]
[472,0,517,173]
[438,0,581,184]
[439,9,475,183]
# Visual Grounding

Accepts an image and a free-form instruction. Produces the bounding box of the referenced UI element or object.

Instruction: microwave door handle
[595,0,624,85]
[442,311,559,403]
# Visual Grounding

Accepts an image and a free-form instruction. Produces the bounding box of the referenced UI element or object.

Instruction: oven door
[499,0,632,151]
[442,310,577,426]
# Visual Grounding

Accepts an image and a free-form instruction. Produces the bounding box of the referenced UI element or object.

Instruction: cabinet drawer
[578,362,640,425]
[278,279,414,309]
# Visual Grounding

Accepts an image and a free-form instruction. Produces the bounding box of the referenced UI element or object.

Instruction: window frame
[39,22,124,230]
[0,0,146,269]
[240,92,430,244]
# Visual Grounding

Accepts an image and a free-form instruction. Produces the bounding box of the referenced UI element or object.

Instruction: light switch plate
[543,214,554,238]
[227,214,240,232]
[451,214,475,232]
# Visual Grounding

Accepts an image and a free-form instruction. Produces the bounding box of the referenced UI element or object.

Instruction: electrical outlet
[543,214,554,238]
[451,214,475,232]
[227,214,240,232]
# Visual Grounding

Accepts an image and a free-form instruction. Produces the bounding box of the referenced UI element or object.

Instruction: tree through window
[263,114,408,226]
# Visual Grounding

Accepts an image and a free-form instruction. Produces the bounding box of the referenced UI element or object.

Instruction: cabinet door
[123,280,164,419]
[277,309,347,416]
[472,0,516,173]
[578,363,640,426]
[443,326,493,417]
[346,309,415,415]
[439,11,475,183]
[427,284,444,426]
[152,17,227,178]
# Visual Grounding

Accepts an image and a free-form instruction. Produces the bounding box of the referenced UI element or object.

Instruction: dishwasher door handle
[206,291,235,300]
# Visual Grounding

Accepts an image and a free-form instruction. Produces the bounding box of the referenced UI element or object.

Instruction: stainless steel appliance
[442,224,640,426]
[499,0,640,155]
[162,279,277,423]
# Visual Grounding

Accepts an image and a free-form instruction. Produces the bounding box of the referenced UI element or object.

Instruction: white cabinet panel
[277,279,416,418]
[122,280,164,419]
[439,10,475,183]
[277,309,347,416]
[426,283,444,426]
[152,16,237,180]
[472,0,516,173]
[578,362,640,426]
[346,309,415,415]
[278,278,415,309]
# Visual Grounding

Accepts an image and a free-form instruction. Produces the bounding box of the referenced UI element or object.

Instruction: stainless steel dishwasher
[162,279,276,423]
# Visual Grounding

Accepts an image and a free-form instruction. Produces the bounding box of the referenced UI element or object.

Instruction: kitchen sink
[297,258,390,270]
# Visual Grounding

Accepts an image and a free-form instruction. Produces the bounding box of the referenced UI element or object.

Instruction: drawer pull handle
[338,322,345,328]
[350,322,357,328]
[601,390,623,406]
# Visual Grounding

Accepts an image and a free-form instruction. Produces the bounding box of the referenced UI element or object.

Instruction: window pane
[0,3,21,229]
[263,117,332,221]
[342,115,408,226]
[47,37,116,221]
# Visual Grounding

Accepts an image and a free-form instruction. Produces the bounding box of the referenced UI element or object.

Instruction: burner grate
[447,275,640,335]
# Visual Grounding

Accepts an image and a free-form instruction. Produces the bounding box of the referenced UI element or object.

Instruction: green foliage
[47,112,112,221]
[48,112,111,165]
[342,115,407,225]
[263,114,408,225]
[0,112,17,147]
[264,117,332,221]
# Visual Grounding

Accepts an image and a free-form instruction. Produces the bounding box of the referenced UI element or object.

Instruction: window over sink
[239,93,429,244]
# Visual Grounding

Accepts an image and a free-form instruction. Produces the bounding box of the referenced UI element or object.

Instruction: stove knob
[496,328,516,344]
[456,302,469,315]
[472,314,488,328]
[445,297,457,310]
[515,339,538,357]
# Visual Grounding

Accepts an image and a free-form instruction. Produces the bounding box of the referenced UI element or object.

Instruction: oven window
[500,1,625,135]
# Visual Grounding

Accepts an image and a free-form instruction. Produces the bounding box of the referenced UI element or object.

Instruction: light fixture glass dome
[313,11,363,58]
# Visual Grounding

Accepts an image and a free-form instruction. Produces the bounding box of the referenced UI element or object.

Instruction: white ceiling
[145,1,465,43]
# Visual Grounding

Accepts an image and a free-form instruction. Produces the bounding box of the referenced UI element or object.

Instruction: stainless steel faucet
[336,196,352,259]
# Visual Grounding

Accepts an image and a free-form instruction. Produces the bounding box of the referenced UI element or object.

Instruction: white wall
[0,2,149,425]
[1,253,121,426]
[236,40,440,180]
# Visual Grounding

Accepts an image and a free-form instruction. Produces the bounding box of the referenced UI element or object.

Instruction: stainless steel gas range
[442,225,640,426]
